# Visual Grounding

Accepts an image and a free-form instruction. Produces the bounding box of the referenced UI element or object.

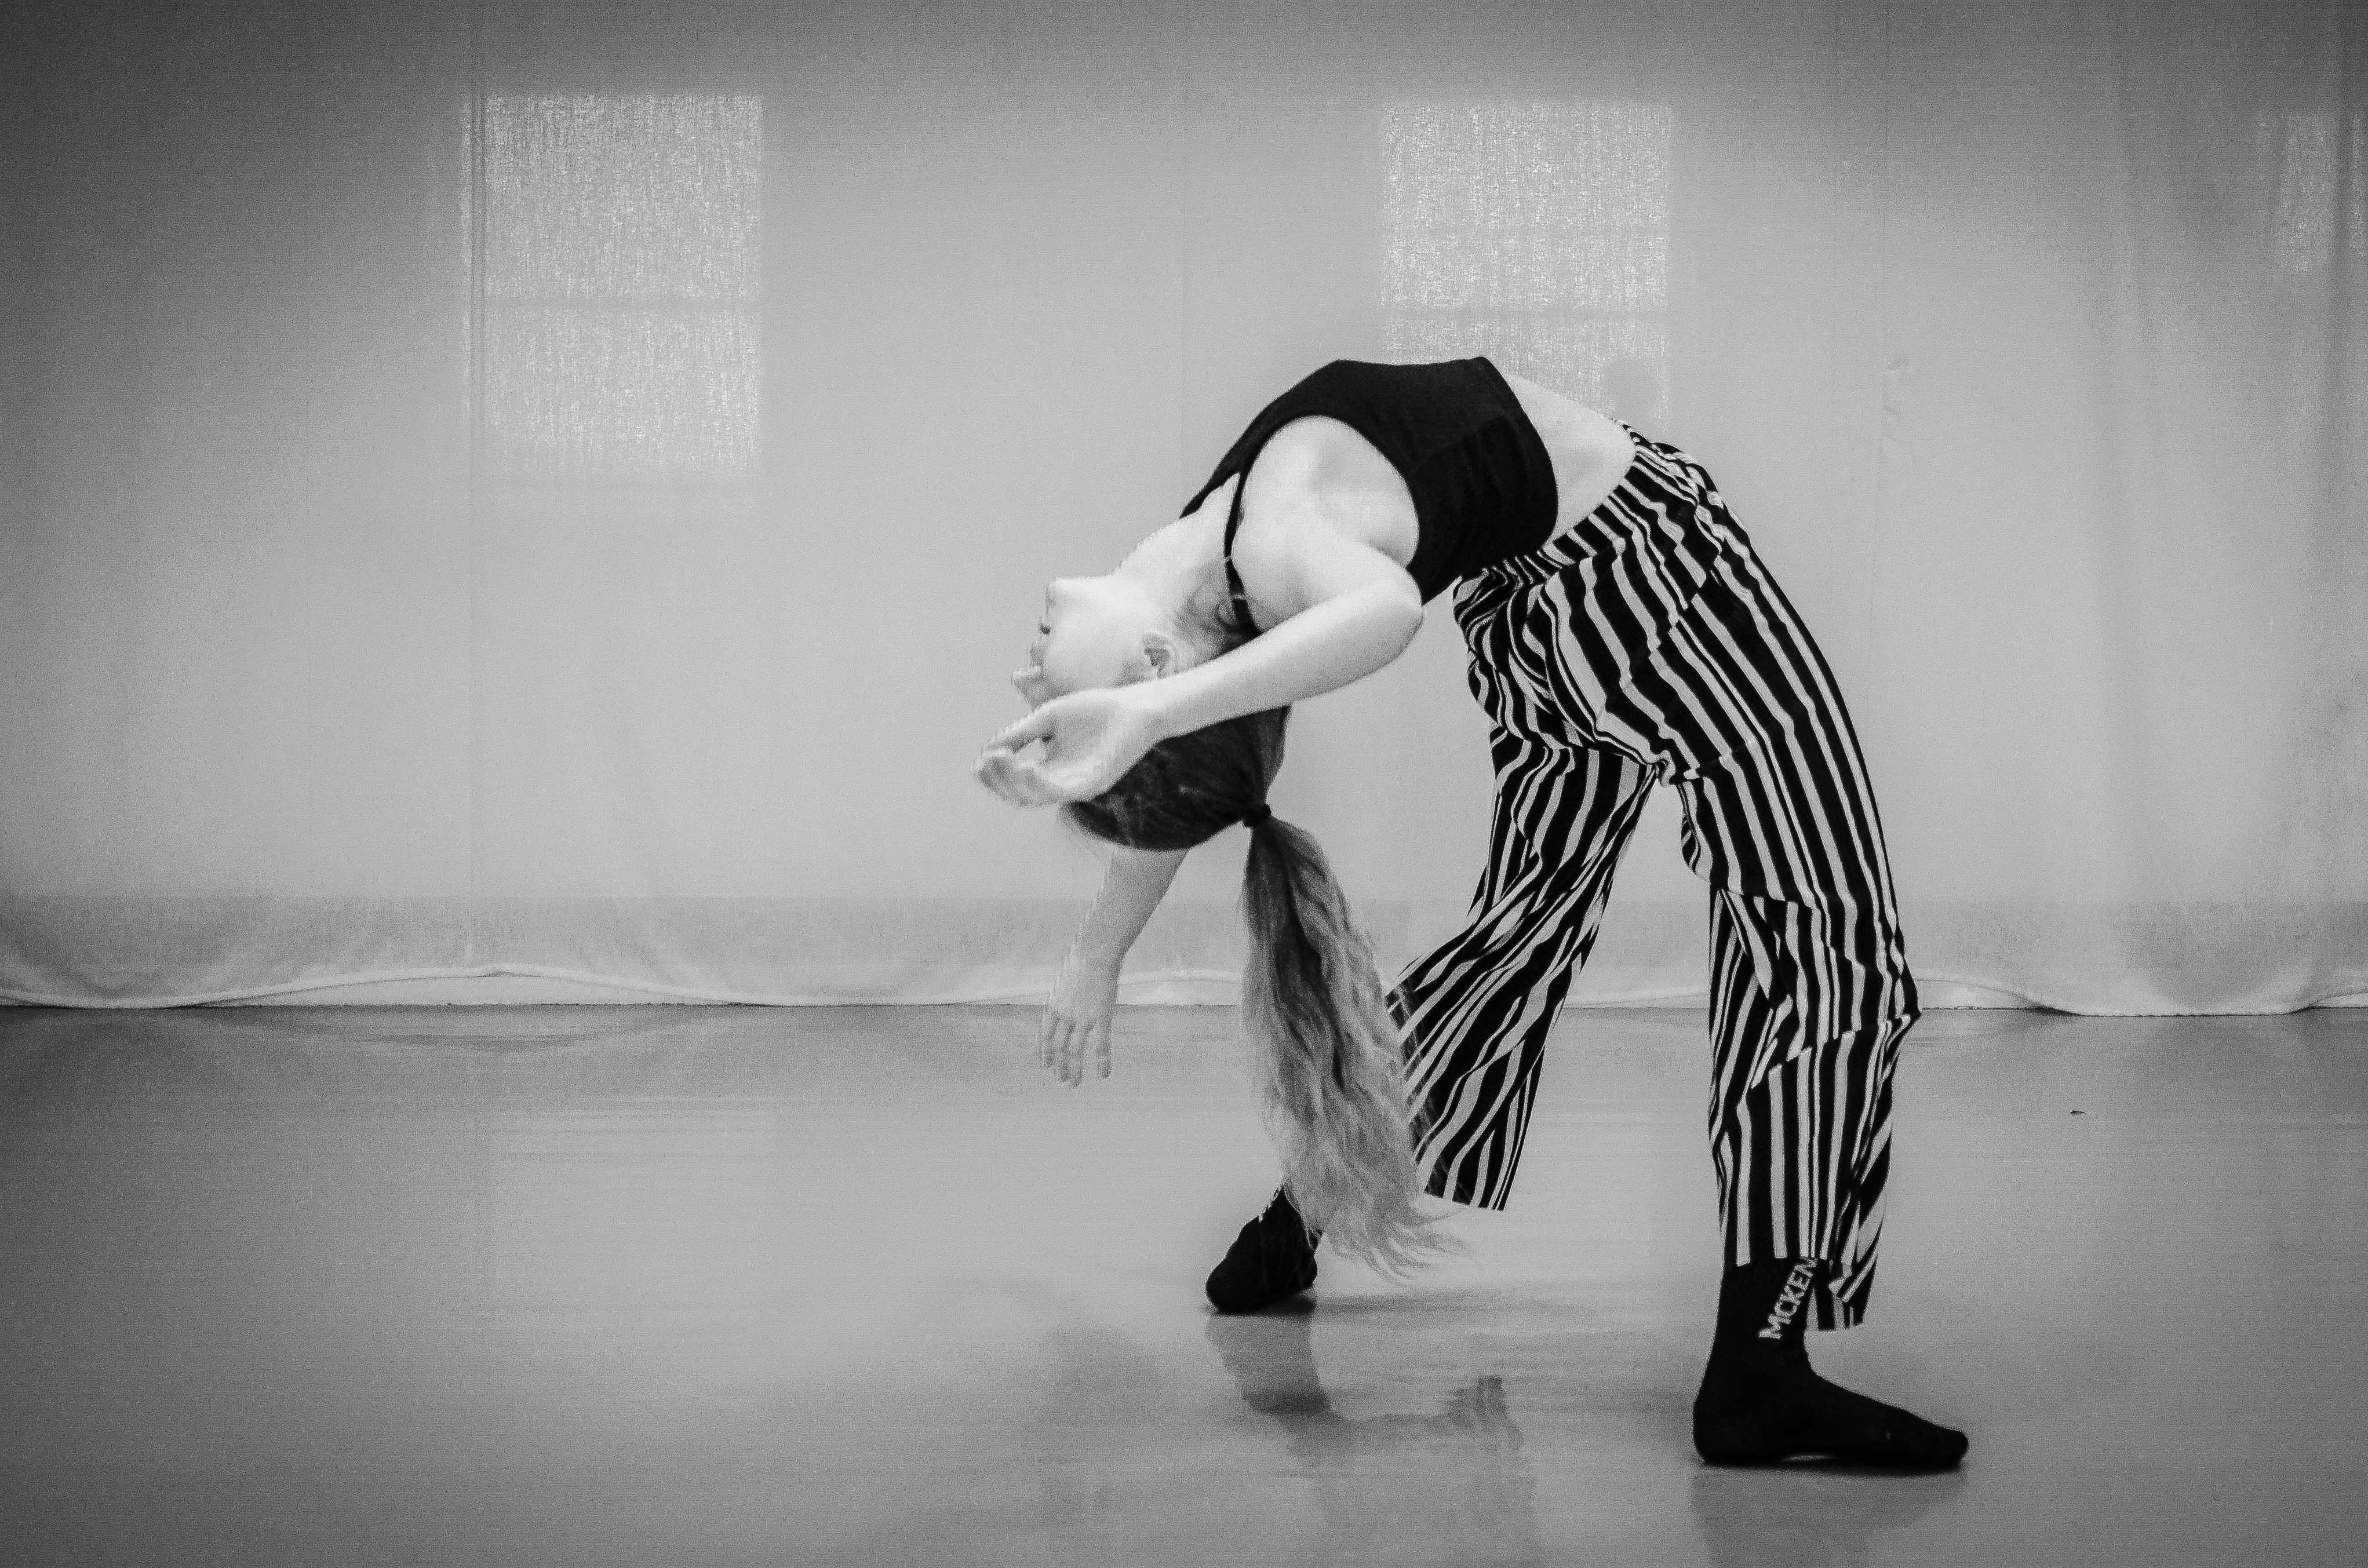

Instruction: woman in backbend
[972,356,1967,1471]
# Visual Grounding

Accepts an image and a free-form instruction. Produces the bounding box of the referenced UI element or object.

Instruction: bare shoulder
[1221,424,1418,628]
[1242,414,1382,491]
[1237,415,1418,553]
[1226,418,1421,621]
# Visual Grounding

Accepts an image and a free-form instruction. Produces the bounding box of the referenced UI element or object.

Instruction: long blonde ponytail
[1238,813,1442,1272]
[1063,706,1444,1273]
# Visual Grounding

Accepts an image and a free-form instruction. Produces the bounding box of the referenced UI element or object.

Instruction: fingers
[1037,1011,1112,1086]
[984,750,1041,807]
[973,748,1009,801]
[973,746,1078,808]
[1051,1014,1072,1084]
[1003,753,1077,808]
[988,706,1057,753]
[1008,754,1076,808]
[1035,1011,1122,1085]
[975,747,1047,808]
[978,694,1138,807]
[979,686,1161,809]
[1044,1011,1082,1086]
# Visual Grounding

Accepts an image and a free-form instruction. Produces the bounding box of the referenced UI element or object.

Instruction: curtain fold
[2,0,2360,1012]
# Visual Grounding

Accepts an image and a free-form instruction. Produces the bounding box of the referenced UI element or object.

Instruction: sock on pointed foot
[1692,1257,1968,1471]
[1205,1188,1320,1314]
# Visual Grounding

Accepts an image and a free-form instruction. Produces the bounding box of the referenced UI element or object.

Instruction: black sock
[1708,1257,1821,1375]
[1204,1188,1320,1314]
[1693,1258,1968,1471]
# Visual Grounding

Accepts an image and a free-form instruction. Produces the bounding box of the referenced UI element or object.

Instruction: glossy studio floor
[0,1002,2361,1567]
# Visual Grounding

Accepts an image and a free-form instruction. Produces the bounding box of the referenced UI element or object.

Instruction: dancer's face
[1014,575,1172,705]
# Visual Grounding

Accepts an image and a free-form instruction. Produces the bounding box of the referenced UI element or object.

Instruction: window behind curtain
[461,94,762,488]
[1382,103,1673,430]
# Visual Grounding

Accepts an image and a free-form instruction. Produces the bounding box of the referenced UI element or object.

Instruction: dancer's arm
[1140,577,1423,739]
[1045,844,1187,1085]
[979,541,1422,806]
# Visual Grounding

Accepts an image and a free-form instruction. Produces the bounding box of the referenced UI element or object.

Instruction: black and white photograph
[1,0,2362,1562]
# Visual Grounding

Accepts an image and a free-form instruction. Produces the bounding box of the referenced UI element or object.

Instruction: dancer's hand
[1044,952,1120,1085]
[974,685,1164,807]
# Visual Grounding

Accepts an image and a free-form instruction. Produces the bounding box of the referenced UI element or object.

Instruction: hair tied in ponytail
[1058,704,1445,1274]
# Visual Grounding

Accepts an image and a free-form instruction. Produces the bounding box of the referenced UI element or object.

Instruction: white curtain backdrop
[2,0,2361,1012]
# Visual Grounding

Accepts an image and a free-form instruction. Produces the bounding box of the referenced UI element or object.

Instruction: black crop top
[1179,357,1561,617]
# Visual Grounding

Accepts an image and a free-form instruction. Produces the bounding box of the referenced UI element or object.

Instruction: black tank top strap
[1221,476,1255,629]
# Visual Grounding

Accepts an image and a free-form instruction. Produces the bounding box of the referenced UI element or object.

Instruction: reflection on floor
[0,1004,2360,1566]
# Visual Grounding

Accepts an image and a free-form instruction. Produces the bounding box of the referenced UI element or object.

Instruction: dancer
[974,358,1966,1469]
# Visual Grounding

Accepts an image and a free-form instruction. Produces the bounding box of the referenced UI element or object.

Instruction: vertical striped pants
[1387,431,1919,1331]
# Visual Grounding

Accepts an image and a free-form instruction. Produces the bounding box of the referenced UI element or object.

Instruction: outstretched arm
[1045,844,1187,1085]
[977,533,1423,807]
[1141,578,1423,739]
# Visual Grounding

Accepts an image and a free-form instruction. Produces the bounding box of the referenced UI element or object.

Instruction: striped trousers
[1387,430,1919,1331]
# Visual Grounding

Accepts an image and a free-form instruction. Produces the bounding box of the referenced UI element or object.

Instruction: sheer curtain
[2,0,2360,1012]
